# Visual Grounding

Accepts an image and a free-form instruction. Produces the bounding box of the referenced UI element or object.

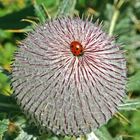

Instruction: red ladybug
[70,41,84,56]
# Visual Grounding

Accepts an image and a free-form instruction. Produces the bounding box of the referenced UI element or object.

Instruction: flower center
[70,41,84,56]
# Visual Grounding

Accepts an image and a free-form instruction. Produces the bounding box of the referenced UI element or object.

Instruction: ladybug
[70,41,84,56]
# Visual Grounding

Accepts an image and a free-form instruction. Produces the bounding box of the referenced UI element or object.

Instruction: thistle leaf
[127,71,140,92]
[119,99,140,111]
[56,0,77,16]
[0,119,9,138]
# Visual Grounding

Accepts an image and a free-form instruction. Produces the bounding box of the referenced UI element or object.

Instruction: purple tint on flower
[11,17,126,136]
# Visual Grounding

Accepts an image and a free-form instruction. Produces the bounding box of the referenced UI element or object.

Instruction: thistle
[11,16,126,136]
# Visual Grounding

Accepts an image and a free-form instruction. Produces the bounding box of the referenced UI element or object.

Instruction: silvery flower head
[12,16,126,136]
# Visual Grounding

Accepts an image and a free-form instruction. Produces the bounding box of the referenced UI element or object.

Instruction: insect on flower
[70,41,84,56]
[11,16,126,136]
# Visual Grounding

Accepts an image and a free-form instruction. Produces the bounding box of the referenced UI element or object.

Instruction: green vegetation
[0,0,140,139]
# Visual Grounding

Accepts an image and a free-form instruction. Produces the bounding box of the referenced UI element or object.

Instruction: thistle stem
[109,8,119,36]
[109,0,125,36]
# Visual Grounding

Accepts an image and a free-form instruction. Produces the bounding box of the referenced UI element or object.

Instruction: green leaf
[0,119,9,138]
[56,0,77,16]
[114,135,123,140]
[34,0,60,22]
[119,98,140,111]
[94,126,113,140]
[34,1,46,23]
[0,6,34,29]
[127,71,140,92]
[15,130,37,140]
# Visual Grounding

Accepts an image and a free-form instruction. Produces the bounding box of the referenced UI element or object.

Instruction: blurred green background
[0,0,140,140]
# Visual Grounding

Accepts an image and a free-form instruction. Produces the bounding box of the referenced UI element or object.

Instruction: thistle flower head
[12,17,126,136]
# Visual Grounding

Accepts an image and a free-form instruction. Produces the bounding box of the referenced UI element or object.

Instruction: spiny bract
[11,16,126,136]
